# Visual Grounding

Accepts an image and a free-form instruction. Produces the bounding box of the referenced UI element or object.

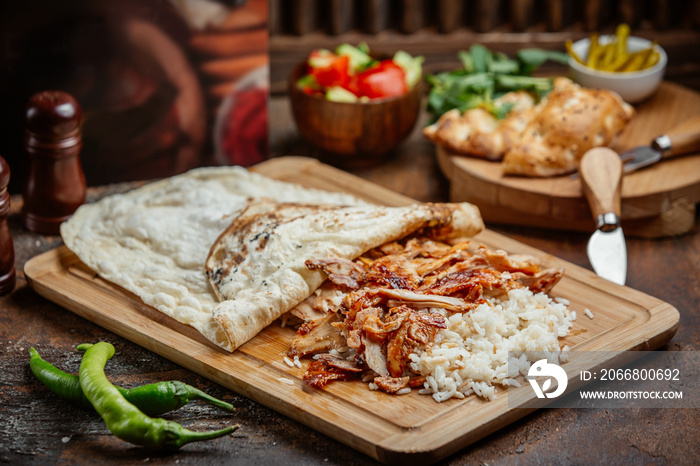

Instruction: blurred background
[2,0,700,192]
[267,0,700,203]
[269,0,700,93]
[0,0,268,192]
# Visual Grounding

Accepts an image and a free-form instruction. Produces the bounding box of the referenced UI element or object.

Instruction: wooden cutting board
[24,157,679,464]
[436,81,700,238]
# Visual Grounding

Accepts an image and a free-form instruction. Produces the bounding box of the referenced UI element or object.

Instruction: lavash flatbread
[61,166,484,352]
[205,200,483,351]
[60,166,366,351]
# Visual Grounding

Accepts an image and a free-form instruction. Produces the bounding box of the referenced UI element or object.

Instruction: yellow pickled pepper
[640,41,660,70]
[598,42,617,69]
[618,41,659,72]
[619,50,647,72]
[615,24,630,57]
[605,23,631,71]
[574,23,659,72]
[586,33,602,68]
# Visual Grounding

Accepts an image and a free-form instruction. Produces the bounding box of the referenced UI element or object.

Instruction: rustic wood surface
[1,103,699,465]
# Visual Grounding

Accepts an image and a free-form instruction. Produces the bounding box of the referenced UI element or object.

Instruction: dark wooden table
[1,94,698,465]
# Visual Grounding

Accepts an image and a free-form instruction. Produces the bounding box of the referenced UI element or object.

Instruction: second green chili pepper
[79,342,237,449]
[29,347,234,416]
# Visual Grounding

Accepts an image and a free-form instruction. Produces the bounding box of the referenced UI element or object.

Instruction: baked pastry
[423,91,536,161]
[424,77,635,176]
[502,78,635,176]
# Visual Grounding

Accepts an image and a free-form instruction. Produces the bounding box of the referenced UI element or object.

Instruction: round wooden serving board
[436,81,700,238]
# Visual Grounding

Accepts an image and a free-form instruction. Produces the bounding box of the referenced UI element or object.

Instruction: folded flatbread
[61,166,484,352]
[205,200,484,350]
[61,166,365,351]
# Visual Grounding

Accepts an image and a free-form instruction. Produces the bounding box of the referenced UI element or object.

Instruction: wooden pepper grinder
[22,90,86,235]
[0,155,16,296]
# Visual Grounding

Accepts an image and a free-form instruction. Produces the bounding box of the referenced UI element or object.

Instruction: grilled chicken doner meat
[305,258,365,290]
[385,307,446,377]
[288,312,345,358]
[378,288,470,311]
[374,376,410,393]
[303,358,362,388]
[291,237,565,391]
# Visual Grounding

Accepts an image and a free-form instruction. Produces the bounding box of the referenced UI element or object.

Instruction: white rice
[283,356,294,367]
[278,377,294,386]
[584,308,594,319]
[409,287,576,402]
[560,345,570,363]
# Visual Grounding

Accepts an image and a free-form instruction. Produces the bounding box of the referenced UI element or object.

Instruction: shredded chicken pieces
[288,237,564,394]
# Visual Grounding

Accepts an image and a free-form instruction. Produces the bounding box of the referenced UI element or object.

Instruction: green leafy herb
[426,45,568,123]
[517,48,569,75]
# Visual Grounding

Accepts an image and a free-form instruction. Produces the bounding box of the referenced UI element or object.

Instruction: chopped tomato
[300,44,420,101]
[311,54,350,89]
[342,73,361,96]
[356,60,407,99]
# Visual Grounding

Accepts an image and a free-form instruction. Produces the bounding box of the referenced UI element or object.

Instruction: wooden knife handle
[657,115,700,158]
[580,148,623,221]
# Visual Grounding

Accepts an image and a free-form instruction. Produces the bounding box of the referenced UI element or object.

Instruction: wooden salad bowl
[289,61,422,168]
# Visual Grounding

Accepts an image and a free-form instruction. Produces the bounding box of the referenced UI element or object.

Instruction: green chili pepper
[118,381,233,417]
[29,347,87,406]
[78,342,236,449]
[29,347,234,416]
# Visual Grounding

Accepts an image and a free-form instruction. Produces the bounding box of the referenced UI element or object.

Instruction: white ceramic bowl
[568,36,667,103]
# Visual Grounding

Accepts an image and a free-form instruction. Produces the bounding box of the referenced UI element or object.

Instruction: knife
[580,148,627,285]
[570,115,700,179]
[620,115,700,173]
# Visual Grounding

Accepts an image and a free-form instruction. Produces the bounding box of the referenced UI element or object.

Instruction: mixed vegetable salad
[296,43,424,102]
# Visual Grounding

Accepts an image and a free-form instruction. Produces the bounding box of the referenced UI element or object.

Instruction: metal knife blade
[580,148,627,285]
[619,115,700,173]
[618,145,661,173]
[569,146,652,178]
[571,115,700,179]
[587,227,627,285]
